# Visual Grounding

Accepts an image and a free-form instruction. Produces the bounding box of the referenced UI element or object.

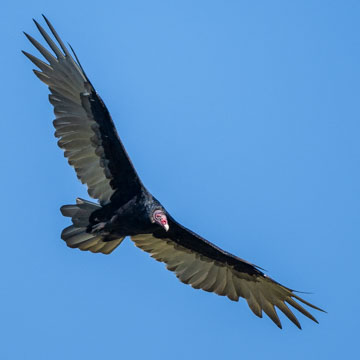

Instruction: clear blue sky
[1,1,359,359]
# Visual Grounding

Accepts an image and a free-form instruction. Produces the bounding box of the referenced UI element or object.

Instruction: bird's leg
[91,222,107,232]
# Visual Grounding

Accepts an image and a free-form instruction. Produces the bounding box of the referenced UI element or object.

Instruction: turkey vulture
[23,16,324,329]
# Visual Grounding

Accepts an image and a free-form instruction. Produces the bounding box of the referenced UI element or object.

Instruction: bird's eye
[153,211,163,221]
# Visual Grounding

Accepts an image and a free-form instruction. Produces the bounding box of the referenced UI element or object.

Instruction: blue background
[1,1,359,359]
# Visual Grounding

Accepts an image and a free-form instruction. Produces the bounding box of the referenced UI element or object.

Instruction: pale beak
[164,223,169,232]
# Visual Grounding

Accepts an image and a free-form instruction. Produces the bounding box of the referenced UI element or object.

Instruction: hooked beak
[164,223,169,232]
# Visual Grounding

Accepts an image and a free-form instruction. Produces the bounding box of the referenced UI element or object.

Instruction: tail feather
[60,198,125,254]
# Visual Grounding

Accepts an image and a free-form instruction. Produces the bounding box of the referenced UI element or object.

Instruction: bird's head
[151,209,169,232]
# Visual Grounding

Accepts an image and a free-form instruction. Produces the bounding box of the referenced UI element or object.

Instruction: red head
[152,209,169,231]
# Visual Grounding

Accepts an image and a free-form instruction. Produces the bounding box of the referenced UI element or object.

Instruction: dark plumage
[24,16,325,329]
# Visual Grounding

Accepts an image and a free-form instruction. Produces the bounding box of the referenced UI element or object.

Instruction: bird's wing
[23,16,144,205]
[131,217,324,329]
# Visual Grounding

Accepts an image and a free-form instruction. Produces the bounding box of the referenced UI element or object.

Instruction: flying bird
[23,16,324,329]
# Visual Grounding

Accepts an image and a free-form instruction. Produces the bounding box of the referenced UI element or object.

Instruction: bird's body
[24,16,324,329]
[89,191,163,237]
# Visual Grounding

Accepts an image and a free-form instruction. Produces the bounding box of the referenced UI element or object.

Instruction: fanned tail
[60,198,125,254]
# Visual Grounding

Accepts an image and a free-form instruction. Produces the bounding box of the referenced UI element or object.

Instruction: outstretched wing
[132,217,324,329]
[23,16,144,205]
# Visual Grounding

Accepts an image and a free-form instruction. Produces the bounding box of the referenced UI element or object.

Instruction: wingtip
[315,305,327,314]
[23,31,36,44]
[42,14,52,29]
[33,18,42,30]
[32,18,39,27]
[292,292,326,313]
[291,317,302,330]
